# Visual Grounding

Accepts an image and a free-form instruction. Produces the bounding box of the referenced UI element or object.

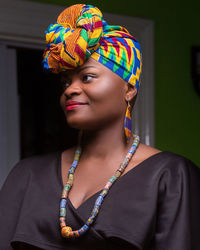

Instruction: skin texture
[60,58,135,132]
[60,58,161,209]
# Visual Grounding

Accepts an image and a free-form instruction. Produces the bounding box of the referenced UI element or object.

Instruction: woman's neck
[79,124,133,162]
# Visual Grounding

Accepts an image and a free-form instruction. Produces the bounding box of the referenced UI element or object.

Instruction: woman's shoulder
[134,143,162,162]
[134,143,199,174]
[1,151,62,198]
[17,151,60,169]
[4,151,61,184]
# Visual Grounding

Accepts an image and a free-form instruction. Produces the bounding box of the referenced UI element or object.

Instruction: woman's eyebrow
[61,66,96,79]
[77,66,96,73]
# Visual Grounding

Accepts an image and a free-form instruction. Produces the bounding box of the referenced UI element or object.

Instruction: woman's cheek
[86,81,115,102]
[60,94,66,112]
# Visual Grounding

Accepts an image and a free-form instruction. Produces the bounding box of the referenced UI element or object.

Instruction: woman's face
[60,58,129,131]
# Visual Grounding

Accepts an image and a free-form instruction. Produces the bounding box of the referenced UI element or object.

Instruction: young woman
[0,4,200,250]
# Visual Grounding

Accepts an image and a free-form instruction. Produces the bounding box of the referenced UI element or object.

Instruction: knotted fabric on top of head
[43,4,142,141]
[43,4,142,92]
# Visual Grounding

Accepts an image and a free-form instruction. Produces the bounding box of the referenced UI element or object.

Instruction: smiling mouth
[65,101,87,111]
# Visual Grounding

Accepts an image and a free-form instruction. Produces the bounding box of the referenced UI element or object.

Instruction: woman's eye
[82,74,93,82]
[61,80,71,89]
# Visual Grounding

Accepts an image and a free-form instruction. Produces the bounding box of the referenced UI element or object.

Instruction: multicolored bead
[61,226,72,238]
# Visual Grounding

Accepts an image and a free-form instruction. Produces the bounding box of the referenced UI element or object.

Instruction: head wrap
[43,4,142,141]
[43,4,142,92]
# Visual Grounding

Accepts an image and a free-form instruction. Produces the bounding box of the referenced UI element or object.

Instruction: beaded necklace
[60,134,140,238]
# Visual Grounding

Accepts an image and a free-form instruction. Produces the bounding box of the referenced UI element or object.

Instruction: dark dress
[0,151,200,250]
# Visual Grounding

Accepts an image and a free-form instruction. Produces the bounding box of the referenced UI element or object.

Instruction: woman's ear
[125,84,137,102]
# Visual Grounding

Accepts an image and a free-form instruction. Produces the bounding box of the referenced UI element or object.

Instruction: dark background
[17,48,78,158]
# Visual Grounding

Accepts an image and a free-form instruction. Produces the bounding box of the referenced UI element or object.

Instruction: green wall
[30,0,200,166]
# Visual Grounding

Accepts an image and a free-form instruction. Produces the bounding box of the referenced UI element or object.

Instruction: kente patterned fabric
[124,103,132,141]
[43,4,142,92]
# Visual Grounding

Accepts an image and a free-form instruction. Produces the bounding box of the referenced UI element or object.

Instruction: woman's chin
[66,118,100,131]
[66,117,91,130]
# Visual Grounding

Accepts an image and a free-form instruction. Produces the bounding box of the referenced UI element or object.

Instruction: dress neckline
[57,150,167,211]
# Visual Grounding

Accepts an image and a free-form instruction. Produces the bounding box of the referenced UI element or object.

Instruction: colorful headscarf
[43,4,142,141]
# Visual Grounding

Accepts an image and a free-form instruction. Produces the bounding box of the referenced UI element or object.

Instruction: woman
[0,4,200,250]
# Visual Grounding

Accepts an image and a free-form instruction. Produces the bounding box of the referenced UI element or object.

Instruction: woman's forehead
[80,58,103,69]
[61,58,109,77]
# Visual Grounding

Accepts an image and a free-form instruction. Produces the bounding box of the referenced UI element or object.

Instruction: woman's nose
[64,80,82,98]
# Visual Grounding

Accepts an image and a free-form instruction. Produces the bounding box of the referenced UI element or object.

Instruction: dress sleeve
[0,160,30,250]
[152,157,200,250]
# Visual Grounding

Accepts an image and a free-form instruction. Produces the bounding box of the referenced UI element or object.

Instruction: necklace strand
[60,134,140,238]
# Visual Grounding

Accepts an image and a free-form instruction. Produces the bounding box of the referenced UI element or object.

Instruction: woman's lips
[65,101,87,111]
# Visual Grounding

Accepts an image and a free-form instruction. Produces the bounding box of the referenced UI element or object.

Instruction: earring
[124,101,132,143]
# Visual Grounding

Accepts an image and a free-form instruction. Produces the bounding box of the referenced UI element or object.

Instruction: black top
[0,151,200,250]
